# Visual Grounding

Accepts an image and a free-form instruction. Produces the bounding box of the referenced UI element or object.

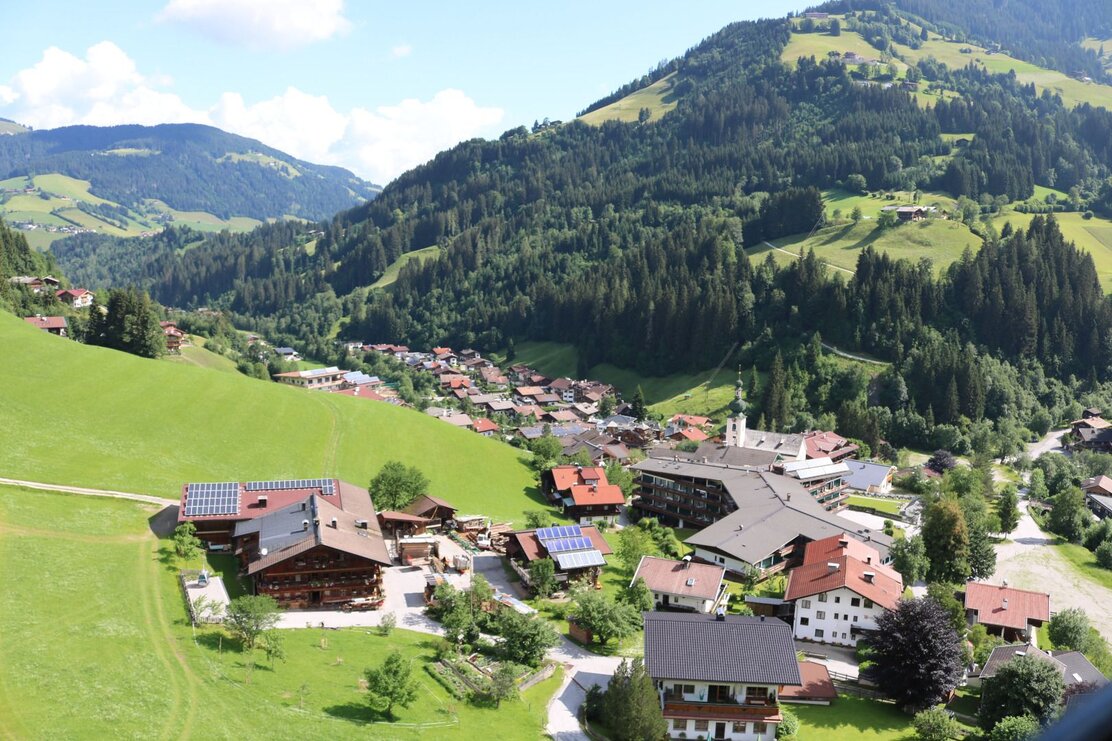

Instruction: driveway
[993,507,1112,640]
[794,640,859,679]
[1028,428,1068,459]
[838,508,919,538]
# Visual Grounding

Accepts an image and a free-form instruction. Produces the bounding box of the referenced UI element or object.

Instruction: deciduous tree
[368,461,429,511]
[870,597,964,711]
[979,655,1065,729]
[365,650,418,720]
[225,595,280,650]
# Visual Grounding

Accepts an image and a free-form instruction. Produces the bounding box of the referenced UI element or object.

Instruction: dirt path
[0,477,176,505]
[994,508,1112,640]
[763,241,855,275]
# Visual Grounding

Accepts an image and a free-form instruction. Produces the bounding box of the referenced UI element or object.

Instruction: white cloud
[391,43,412,59]
[158,0,351,51]
[0,42,505,184]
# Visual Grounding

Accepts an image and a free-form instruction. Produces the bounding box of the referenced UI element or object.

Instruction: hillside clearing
[782,30,908,75]
[0,486,560,739]
[370,245,441,289]
[578,72,682,125]
[0,312,545,526]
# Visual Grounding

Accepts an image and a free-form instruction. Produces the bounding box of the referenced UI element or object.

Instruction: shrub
[777,706,800,738]
[1097,541,1112,570]
[913,706,960,740]
[988,715,1039,741]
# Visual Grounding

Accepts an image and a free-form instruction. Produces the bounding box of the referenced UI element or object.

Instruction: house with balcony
[632,555,728,613]
[963,582,1050,643]
[771,457,850,511]
[541,464,625,523]
[272,366,347,390]
[644,612,802,740]
[784,533,903,646]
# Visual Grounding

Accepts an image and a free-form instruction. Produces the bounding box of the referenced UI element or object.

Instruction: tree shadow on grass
[194,629,246,654]
[147,505,180,538]
[323,701,391,724]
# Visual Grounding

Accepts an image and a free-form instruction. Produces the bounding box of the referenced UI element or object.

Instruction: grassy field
[894,35,1112,110]
[782,30,908,75]
[0,311,549,526]
[0,120,28,135]
[0,486,561,739]
[755,219,979,276]
[991,210,1112,291]
[370,246,442,290]
[820,188,959,220]
[507,341,738,422]
[793,695,914,740]
[164,337,241,374]
[217,151,301,178]
[1053,539,1112,592]
[578,72,682,125]
[846,496,904,516]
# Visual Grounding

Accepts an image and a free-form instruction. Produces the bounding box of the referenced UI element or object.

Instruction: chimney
[786,494,791,502]
[301,501,307,511]
[715,608,726,621]
[682,555,692,568]
[330,517,338,528]
[838,537,849,547]
[863,571,875,583]
[866,556,873,565]
[356,519,368,529]
[302,519,309,530]
[1002,598,1009,610]
[257,495,268,508]
[827,562,840,572]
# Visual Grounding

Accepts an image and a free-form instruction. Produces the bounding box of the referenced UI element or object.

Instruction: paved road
[1027,428,1069,460]
[993,507,1112,641]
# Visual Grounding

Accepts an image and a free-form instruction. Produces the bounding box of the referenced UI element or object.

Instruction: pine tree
[764,351,787,431]
[943,376,961,424]
[631,386,647,420]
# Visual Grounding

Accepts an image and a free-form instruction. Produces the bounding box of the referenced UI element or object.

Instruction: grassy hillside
[756,218,980,276]
[0,312,546,525]
[578,72,682,125]
[781,28,909,75]
[163,337,241,374]
[0,486,560,739]
[369,245,441,289]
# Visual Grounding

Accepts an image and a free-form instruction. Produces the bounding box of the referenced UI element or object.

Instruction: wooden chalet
[56,288,94,308]
[160,321,185,353]
[23,315,67,336]
[542,464,625,523]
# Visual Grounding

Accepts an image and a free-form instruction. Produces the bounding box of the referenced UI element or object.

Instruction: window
[815,628,825,638]
[864,598,874,608]
[754,722,768,735]
[746,686,769,704]
[817,593,827,602]
[675,683,695,695]
[853,615,858,623]
[851,597,861,607]
[673,719,686,731]
[732,722,747,733]
[801,599,811,609]
[833,613,839,620]
[834,596,841,604]
[842,632,847,639]
[694,720,709,731]
[816,611,826,620]
[800,617,810,626]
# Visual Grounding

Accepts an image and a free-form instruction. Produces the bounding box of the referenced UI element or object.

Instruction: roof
[515,385,545,396]
[800,533,901,579]
[779,457,851,482]
[550,465,607,492]
[649,443,780,468]
[632,459,893,566]
[24,315,67,330]
[403,493,456,517]
[1082,476,1112,497]
[440,413,473,428]
[803,431,857,459]
[632,556,724,601]
[233,486,390,574]
[742,427,806,456]
[784,555,903,610]
[675,427,709,442]
[509,524,612,563]
[845,460,896,491]
[643,612,802,686]
[670,414,711,428]
[1051,651,1109,687]
[980,644,1064,680]
[779,662,837,701]
[569,483,625,507]
[180,478,344,523]
[1088,492,1112,514]
[547,410,579,423]
[56,288,91,298]
[274,366,345,379]
[964,582,1051,631]
[472,418,499,433]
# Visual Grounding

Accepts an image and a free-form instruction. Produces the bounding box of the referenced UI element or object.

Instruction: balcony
[662,700,782,722]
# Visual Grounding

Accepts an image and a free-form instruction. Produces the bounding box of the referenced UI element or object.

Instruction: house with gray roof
[644,611,802,740]
[633,457,892,578]
[844,460,896,496]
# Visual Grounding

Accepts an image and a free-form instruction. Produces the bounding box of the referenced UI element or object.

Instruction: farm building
[505,524,612,587]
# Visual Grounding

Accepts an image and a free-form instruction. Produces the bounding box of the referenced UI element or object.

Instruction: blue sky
[2,1,807,183]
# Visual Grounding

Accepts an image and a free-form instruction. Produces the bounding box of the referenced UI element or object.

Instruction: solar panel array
[554,549,606,570]
[544,536,595,554]
[244,478,336,495]
[536,524,582,541]
[184,482,241,517]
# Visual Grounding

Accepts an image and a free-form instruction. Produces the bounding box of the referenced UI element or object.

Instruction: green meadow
[0,486,560,739]
[578,72,682,125]
[0,312,546,525]
[370,245,442,289]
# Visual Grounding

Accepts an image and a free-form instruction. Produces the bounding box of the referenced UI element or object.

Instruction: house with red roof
[541,464,626,523]
[160,321,185,353]
[802,431,859,462]
[24,315,67,336]
[670,414,712,429]
[471,417,500,437]
[669,427,710,443]
[632,555,728,613]
[56,288,94,308]
[785,533,903,646]
[963,582,1050,643]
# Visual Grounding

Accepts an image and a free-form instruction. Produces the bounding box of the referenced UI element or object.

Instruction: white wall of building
[660,679,779,741]
[650,590,715,613]
[792,585,886,646]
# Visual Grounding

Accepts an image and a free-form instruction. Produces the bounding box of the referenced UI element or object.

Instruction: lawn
[793,695,915,740]
[845,496,904,516]
[781,30,908,76]
[0,311,547,527]
[756,219,980,277]
[33,173,111,205]
[820,188,959,221]
[507,340,739,422]
[579,72,682,125]
[164,338,241,374]
[370,245,442,290]
[0,486,561,739]
[1053,540,1112,592]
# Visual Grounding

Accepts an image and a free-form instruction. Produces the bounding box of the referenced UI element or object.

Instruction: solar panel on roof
[183,481,240,517]
[544,536,595,554]
[243,478,336,494]
[553,549,606,570]
[536,525,582,541]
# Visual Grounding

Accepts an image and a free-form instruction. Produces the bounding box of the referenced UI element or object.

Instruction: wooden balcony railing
[662,701,782,721]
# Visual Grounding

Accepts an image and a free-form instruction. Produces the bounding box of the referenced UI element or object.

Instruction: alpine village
[6,1,1112,740]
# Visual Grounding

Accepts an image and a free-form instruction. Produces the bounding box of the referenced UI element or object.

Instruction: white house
[631,555,727,613]
[784,533,903,647]
[644,612,802,741]
[844,460,896,496]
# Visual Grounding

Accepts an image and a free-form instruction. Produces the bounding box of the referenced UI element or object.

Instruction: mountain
[0,123,379,247]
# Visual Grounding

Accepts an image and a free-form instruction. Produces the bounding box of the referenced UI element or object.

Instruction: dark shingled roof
[643,612,802,686]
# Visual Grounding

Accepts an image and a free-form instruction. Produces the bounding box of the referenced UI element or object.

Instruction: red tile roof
[515,386,545,396]
[670,414,711,428]
[24,315,67,330]
[803,430,859,459]
[779,662,837,701]
[511,524,612,562]
[471,418,499,433]
[179,478,351,523]
[432,346,453,355]
[56,288,91,299]
[569,483,625,507]
[550,465,607,492]
[964,582,1050,631]
[378,510,432,523]
[675,427,709,442]
[631,556,724,600]
[801,533,900,580]
[784,555,903,610]
[546,410,579,423]
[333,387,388,402]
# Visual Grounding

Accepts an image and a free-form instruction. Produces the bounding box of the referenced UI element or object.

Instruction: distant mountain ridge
[0,123,379,221]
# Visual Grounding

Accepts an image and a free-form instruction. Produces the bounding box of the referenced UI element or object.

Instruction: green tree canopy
[922,499,971,583]
[225,595,280,650]
[870,597,964,711]
[368,461,429,511]
[365,650,418,720]
[601,658,668,741]
[979,655,1065,729]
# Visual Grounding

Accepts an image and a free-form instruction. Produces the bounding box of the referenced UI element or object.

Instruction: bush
[1097,541,1112,570]
[988,715,1039,741]
[777,706,800,738]
[425,662,468,699]
[913,706,960,740]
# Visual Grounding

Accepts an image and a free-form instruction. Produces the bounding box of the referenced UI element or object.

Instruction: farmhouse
[273,366,347,390]
[879,205,937,222]
[55,288,94,308]
[632,555,727,613]
[963,582,1050,643]
[844,460,897,496]
[644,611,802,741]
[23,315,67,336]
[403,493,457,525]
[784,534,903,647]
[8,275,60,294]
[471,417,500,436]
[160,321,185,353]
[633,457,893,578]
[505,524,612,587]
[542,464,626,523]
[274,346,302,362]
